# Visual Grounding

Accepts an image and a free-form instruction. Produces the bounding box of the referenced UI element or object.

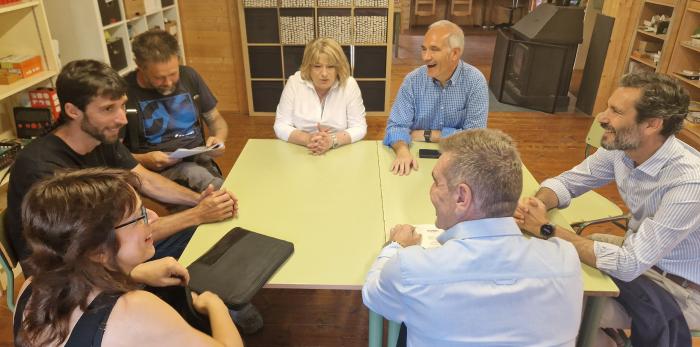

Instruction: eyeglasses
[115,205,148,230]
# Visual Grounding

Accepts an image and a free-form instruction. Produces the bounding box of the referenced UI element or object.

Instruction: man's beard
[600,123,641,151]
[81,116,119,144]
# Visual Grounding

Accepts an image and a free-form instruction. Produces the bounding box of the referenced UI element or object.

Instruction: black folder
[187,227,294,309]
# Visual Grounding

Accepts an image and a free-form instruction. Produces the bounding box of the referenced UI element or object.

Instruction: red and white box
[29,88,61,122]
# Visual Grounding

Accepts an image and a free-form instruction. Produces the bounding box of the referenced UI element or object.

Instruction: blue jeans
[152,226,195,260]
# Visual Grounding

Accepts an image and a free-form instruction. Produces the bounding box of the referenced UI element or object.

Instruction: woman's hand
[191,291,227,316]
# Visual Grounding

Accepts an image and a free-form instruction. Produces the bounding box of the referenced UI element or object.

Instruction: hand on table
[307,124,332,155]
[391,148,418,176]
[196,184,239,222]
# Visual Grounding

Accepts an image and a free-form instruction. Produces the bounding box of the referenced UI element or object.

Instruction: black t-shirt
[123,66,218,153]
[5,134,138,262]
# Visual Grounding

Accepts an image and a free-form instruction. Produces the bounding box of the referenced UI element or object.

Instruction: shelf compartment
[249,46,283,78]
[279,8,315,45]
[672,72,700,88]
[0,0,39,15]
[645,0,676,7]
[637,28,667,41]
[251,80,284,112]
[355,0,389,7]
[681,41,700,53]
[318,0,352,7]
[357,81,385,111]
[318,9,352,45]
[245,8,279,43]
[243,0,277,7]
[280,0,314,7]
[354,8,388,44]
[354,46,387,78]
[283,45,305,79]
[630,55,658,68]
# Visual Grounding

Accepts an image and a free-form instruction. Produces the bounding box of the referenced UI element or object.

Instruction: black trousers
[612,275,691,347]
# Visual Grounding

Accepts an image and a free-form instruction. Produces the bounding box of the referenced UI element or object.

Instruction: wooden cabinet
[43,0,186,75]
[624,0,686,74]
[668,0,700,100]
[239,0,393,116]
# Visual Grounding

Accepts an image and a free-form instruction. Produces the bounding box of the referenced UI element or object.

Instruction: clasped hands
[307,123,333,155]
[389,224,422,247]
[195,184,239,223]
[513,196,550,238]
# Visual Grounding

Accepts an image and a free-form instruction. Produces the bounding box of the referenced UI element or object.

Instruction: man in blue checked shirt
[383,20,488,176]
[516,71,700,347]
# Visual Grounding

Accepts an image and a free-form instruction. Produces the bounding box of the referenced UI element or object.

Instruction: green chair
[368,309,401,347]
[0,210,19,312]
[560,121,630,234]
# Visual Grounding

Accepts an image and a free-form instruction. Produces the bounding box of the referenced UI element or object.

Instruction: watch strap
[424,129,431,143]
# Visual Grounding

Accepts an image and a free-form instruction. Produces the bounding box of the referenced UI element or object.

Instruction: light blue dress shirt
[541,136,700,283]
[383,60,489,147]
[362,217,583,346]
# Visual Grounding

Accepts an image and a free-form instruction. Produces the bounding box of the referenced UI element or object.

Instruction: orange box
[29,88,61,122]
[0,55,42,78]
[0,71,21,85]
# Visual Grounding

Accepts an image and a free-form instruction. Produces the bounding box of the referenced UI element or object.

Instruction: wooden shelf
[680,41,700,53]
[637,28,667,41]
[645,0,676,7]
[679,120,700,151]
[630,55,658,68]
[672,72,700,88]
[0,70,57,100]
[103,20,123,30]
[0,0,38,15]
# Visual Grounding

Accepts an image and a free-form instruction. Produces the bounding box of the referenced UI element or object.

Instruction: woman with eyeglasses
[13,168,242,347]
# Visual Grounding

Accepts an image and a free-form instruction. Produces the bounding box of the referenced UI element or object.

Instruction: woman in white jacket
[274,37,367,155]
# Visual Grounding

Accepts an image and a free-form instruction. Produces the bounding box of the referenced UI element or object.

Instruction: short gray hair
[429,20,465,52]
[439,129,522,218]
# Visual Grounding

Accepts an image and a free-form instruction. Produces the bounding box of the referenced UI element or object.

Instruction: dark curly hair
[620,71,689,137]
[17,168,142,347]
[132,29,180,66]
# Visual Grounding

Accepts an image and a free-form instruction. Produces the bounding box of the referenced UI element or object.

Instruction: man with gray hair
[383,20,488,176]
[364,129,583,346]
[516,71,700,347]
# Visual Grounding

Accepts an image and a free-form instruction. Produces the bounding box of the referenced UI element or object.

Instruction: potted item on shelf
[642,15,670,35]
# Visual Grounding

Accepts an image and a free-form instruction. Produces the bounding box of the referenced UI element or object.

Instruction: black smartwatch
[424,130,432,143]
[540,223,555,239]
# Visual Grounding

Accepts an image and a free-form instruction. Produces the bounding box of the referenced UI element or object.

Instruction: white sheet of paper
[167,143,223,159]
[414,224,445,249]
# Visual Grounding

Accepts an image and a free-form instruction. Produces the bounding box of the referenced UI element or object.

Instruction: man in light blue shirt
[363,129,583,346]
[383,20,488,176]
[516,72,700,347]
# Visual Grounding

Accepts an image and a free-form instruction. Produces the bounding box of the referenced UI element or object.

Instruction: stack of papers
[168,143,223,159]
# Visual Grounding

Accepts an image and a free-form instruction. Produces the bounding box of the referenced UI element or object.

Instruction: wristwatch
[330,133,338,149]
[540,223,555,239]
[424,130,432,143]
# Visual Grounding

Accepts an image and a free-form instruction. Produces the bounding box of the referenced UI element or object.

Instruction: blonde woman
[274,37,367,155]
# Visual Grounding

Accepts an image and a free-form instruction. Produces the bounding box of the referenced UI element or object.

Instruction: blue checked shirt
[383,61,489,147]
[541,136,700,283]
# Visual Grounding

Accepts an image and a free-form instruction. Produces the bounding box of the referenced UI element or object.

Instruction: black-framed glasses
[115,205,148,230]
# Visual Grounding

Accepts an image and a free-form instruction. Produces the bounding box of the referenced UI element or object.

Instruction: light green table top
[180,139,617,296]
[377,142,618,297]
[179,139,386,289]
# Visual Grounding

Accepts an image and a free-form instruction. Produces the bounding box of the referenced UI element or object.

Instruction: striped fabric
[382,60,489,147]
[541,136,700,283]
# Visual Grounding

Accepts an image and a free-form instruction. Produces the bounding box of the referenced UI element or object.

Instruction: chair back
[584,120,605,157]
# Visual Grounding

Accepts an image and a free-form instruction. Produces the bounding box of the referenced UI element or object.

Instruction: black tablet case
[187,227,294,310]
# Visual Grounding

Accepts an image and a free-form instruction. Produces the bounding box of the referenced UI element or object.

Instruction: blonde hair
[300,37,351,86]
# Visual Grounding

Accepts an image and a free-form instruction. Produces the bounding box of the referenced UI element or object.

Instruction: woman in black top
[13,168,242,347]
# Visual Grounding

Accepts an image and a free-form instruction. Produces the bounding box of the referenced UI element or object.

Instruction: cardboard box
[0,71,21,85]
[29,88,61,122]
[0,55,42,78]
[144,0,160,14]
[123,0,145,19]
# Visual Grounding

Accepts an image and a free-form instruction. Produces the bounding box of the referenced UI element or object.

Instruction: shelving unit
[624,0,685,74]
[239,0,393,116]
[0,0,59,137]
[668,0,700,146]
[43,0,185,76]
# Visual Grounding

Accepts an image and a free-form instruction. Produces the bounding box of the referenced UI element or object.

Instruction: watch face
[540,224,555,238]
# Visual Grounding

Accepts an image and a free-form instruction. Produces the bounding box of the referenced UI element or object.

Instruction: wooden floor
[1,28,698,346]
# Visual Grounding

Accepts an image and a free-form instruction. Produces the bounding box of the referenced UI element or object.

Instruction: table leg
[369,309,384,347]
[387,320,401,347]
[576,296,607,347]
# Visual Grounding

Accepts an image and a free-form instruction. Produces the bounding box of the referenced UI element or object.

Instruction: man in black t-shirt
[6,59,239,270]
[123,29,227,192]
